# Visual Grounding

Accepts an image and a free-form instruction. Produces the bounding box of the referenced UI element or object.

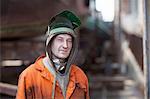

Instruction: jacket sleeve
[16,72,33,99]
[16,73,27,99]
[74,65,90,99]
[85,76,90,99]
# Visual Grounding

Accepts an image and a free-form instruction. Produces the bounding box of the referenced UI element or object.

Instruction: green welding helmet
[49,10,81,31]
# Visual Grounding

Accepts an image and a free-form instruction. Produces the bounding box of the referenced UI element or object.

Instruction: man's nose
[62,41,68,48]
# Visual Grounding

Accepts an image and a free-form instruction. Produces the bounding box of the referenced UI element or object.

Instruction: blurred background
[0,0,150,99]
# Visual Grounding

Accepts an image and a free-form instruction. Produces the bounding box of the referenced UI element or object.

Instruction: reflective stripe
[49,27,74,34]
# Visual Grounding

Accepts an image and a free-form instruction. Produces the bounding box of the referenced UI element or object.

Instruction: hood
[45,10,81,76]
[45,30,78,75]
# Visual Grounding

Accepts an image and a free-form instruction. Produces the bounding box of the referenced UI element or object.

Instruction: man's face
[51,34,73,59]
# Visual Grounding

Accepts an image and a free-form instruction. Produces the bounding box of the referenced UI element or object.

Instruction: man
[16,10,89,99]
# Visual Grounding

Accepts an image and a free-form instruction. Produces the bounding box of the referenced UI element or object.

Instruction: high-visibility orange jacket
[16,56,89,99]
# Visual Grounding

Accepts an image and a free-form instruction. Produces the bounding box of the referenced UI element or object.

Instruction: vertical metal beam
[143,0,150,99]
[114,0,124,67]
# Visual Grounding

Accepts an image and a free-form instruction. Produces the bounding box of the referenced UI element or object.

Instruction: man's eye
[57,38,63,41]
[67,39,72,42]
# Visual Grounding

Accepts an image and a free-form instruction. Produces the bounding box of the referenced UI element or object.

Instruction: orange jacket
[16,56,89,99]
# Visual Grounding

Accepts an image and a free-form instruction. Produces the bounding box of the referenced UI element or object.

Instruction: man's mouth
[59,50,68,53]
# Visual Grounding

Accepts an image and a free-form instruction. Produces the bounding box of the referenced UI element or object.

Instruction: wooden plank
[0,82,17,96]
[90,75,128,82]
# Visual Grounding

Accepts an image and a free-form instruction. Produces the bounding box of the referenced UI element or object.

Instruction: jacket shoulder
[19,64,36,78]
[19,57,44,77]
[71,65,88,83]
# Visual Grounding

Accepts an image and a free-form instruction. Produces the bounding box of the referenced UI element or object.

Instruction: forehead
[55,33,72,39]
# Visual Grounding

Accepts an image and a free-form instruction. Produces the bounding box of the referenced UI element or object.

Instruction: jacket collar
[35,55,54,81]
[34,55,77,98]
